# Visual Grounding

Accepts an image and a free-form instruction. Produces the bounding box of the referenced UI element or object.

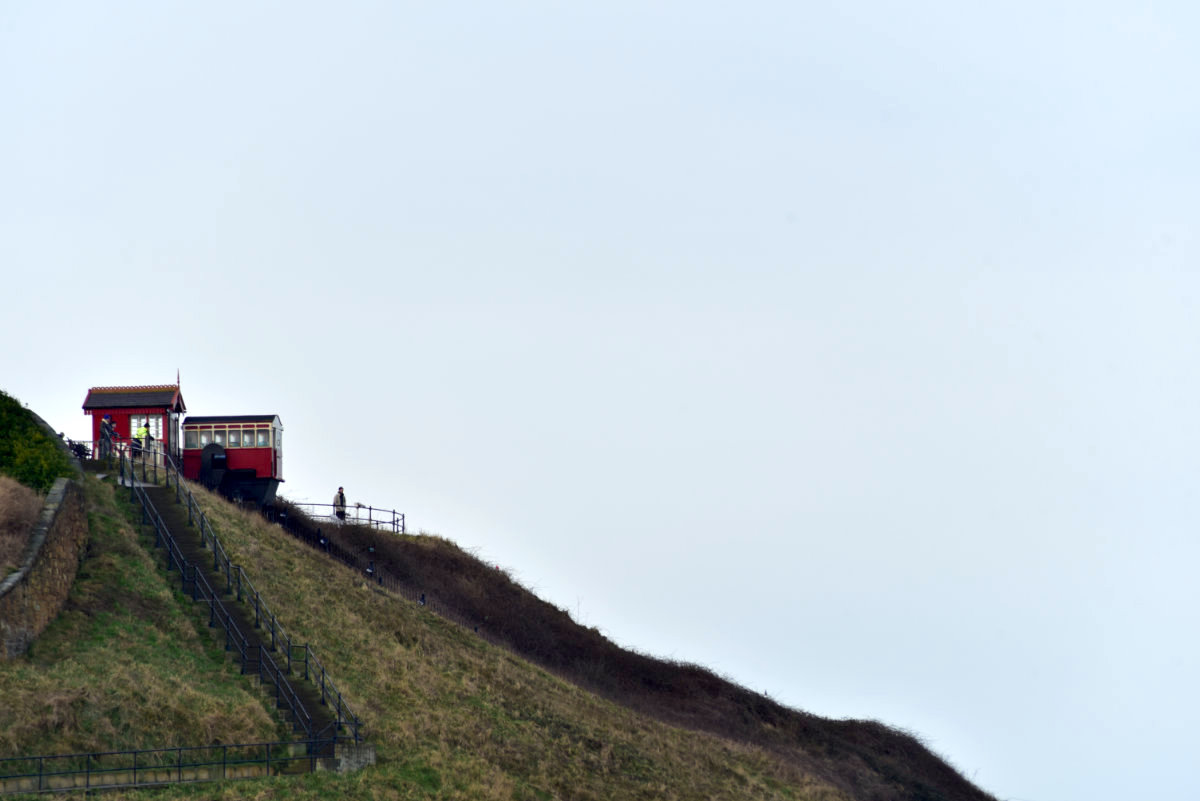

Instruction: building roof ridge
[87,384,180,392]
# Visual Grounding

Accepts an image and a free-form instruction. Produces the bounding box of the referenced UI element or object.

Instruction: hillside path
[142,485,338,739]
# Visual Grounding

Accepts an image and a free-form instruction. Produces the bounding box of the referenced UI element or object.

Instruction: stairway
[140,485,339,742]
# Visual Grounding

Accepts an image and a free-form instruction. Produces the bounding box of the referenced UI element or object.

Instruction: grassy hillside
[274,498,998,801]
[175,483,855,800]
[2,473,853,800]
[0,476,284,759]
[1,462,996,800]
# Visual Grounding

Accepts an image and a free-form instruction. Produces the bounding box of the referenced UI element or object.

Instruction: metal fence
[0,740,324,795]
[84,433,171,468]
[285,501,406,534]
[79,434,169,485]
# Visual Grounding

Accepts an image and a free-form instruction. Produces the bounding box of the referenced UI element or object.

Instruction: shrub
[0,389,74,492]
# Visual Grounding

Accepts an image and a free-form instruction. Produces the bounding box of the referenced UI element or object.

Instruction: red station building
[82,383,187,460]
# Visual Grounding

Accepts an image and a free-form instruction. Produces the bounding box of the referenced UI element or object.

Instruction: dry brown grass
[6,470,987,800]
[262,497,997,801]
[0,475,41,575]
[188,487,854,801]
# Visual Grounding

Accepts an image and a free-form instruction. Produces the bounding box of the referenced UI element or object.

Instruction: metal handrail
[283,501,405,534]
[118,451,353,741]
[121,459,314,739]
[164,451,360,736]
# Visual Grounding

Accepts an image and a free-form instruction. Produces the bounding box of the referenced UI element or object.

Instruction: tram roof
[184,415,281,426]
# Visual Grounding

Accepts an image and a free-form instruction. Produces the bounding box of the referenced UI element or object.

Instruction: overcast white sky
[3,3,1199,799]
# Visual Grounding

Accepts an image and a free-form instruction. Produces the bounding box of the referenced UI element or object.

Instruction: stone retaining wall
[0,478,88,659]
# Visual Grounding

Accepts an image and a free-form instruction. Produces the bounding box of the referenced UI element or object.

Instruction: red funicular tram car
[181,415,283,505]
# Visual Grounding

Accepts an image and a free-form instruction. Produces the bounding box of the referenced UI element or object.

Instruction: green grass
[70,480,848,800]
[0,467,992,800]
[0,476,284,759]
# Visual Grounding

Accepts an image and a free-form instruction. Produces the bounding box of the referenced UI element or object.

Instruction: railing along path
[109,441,362,743]
[286,500,405,534]
[1,740,321,795]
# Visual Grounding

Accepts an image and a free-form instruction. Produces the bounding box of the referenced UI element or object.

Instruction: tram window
[199,430,212,447]
[228,429,241,447]
[214,429,226,446]
[184,430,198,449]
[256,429,270,447]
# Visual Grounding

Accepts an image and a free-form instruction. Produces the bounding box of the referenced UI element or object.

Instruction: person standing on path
[333,486,347,523]
[100,414,114,459]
